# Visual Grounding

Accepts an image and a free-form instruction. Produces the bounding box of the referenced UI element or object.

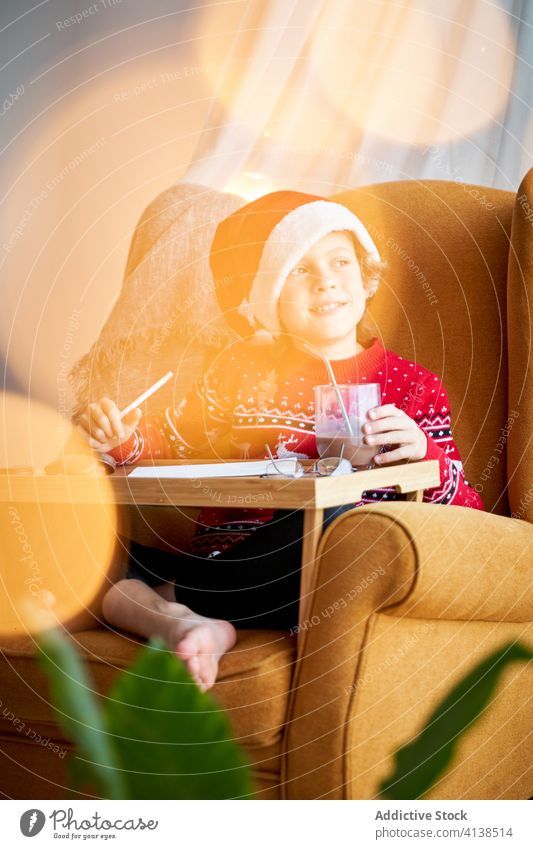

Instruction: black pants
[127,505,356,630]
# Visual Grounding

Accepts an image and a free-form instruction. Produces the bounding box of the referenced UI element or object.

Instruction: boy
[79,191,484,690]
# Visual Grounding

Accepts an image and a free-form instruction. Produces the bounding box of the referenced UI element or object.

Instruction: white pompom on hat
[210,190,381,340]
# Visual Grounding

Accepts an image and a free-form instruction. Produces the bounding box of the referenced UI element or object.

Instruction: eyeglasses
[263,444,352,478]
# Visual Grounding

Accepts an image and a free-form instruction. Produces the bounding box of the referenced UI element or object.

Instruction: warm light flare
[226,172,277,201]
[0,57,205,406]
[0,393,119,636]
[309,0,515,145]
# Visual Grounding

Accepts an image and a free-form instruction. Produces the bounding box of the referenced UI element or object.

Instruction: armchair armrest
[340,502,532,623]
[282,503,533,799]
[296,504,532,650]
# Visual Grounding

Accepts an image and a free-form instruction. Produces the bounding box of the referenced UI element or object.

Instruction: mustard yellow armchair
[1,173,532,800]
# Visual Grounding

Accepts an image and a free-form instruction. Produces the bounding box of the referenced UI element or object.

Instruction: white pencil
[119,371,174,418]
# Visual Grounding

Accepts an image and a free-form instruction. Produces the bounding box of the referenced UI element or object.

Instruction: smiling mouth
[310,301,348,314]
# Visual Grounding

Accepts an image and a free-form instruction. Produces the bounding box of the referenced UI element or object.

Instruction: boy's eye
[290,265,307,276]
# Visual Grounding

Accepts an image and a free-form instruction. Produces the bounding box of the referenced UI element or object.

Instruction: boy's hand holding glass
[78,397,142,453]
[363,404,428,464]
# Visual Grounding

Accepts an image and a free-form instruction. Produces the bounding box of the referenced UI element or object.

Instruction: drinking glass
[314,383,381,468]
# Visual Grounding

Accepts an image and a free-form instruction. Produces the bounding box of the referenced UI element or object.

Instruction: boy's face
[278,231,367,349]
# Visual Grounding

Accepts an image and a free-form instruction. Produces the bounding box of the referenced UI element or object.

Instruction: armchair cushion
[0,627,296,799]
[1,628,295,748]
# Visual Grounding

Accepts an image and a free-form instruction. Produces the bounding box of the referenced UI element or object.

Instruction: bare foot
[160,601,237,692]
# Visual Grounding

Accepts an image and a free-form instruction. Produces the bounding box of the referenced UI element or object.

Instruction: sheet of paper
[126,459,297,479]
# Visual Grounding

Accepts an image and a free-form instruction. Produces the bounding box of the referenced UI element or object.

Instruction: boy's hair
[350,234,388,347]
[346,231,388,284]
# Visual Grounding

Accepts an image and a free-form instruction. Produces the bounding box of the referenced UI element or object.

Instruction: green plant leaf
[380,640,533,800]
[37,629,125,799]
[103,638,254,799]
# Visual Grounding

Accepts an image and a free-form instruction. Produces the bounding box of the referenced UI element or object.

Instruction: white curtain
[1,0,531,400]
[183,0,533,198]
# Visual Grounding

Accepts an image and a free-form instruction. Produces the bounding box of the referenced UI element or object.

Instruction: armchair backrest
[333,179,515,516]
[71,176,532,522]
[507,168,533,524]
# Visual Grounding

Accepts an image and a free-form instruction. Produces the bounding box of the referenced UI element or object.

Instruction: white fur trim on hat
[246,200,380,334]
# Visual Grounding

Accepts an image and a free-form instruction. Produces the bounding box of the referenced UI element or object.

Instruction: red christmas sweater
[109,336,484,556]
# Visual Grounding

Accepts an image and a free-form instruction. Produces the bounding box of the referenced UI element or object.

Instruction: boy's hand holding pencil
[77,371,173,453]
[78,398,142,452]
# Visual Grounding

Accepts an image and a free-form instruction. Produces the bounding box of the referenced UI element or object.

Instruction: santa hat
[209,190,381,340]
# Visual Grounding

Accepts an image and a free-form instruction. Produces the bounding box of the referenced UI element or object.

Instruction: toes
[176,634,197,662]
[174,624,225,691]
[177,626,214,660]
[189,654,216,692]
[188,655,200,674]
[199,658,217,692]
